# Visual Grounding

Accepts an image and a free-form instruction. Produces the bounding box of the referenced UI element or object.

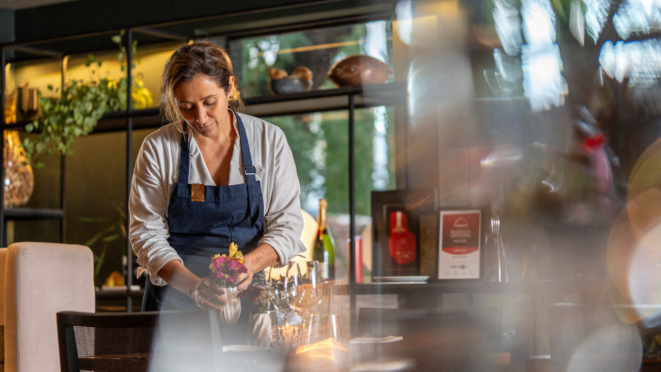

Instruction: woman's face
[174,73,234,139]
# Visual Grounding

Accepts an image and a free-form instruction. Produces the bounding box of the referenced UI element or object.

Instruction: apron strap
[178,130,190,185]
[233,109,261,227]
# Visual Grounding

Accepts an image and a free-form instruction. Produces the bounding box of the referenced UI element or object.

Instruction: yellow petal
[229,242,238,257]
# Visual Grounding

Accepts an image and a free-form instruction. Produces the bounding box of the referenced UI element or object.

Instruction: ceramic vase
[249,310,276,348]
[217,286,241,324]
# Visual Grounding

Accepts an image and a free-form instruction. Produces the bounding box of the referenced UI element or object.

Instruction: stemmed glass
[284,261,323,328]
[267,264,295,327]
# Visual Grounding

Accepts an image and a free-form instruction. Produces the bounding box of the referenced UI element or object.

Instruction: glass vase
[3,130,33,208]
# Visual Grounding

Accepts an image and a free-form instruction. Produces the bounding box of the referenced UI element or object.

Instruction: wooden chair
[57,310,224,372]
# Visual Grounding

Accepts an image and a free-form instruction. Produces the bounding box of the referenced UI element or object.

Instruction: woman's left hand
[236,266,254,292]
[238,243,279,293]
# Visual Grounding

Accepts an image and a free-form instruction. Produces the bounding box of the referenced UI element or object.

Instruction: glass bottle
[313,199,335,280]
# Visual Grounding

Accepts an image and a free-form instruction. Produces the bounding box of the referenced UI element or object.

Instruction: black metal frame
[0,51,67,247]
[0,13,407,317]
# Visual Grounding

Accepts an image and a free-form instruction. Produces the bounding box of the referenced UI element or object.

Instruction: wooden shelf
[244,82,406,117]
[4,207,64,220]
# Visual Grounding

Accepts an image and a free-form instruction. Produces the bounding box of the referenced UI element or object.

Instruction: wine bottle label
[320,262,329,279]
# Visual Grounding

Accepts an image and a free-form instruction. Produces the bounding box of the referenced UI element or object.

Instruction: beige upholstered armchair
[0,242,95,372]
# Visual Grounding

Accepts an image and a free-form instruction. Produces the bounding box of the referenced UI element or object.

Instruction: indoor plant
[22,32,152,167]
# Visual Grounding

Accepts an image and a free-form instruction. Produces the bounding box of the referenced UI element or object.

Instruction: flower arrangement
[209,242,248,288]
[245,281,272,313]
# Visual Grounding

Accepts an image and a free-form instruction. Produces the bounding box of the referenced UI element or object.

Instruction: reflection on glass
[230,21,393,97]
[265,107,396,280]
[522,44,568,111]
[599,39,661,87]
[614,0,661,39]
[584,0,611,42]
[493,0,523,56]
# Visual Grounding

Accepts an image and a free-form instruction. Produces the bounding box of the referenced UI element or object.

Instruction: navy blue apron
[142,110,264,342]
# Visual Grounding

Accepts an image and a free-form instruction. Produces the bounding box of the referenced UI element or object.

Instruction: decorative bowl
[270,78,313,95]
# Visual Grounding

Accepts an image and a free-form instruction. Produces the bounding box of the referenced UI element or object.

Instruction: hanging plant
[22,31,152,167]
[22,78,110,167]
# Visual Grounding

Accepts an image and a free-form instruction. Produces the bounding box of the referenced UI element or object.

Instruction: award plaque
[437,210,482,280]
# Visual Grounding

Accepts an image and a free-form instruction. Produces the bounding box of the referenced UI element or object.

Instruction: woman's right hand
[190,276,227,310]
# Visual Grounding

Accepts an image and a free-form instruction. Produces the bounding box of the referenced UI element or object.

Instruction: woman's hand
[236,269,254,292]
[191,275,227,310]
[238,243,280,293]
[157,260,227,310]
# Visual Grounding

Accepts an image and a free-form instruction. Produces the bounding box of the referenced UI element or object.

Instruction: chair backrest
[5,242,94,372]
[57,311,158,372]
[57,310,224,372]
[0,247,8,327]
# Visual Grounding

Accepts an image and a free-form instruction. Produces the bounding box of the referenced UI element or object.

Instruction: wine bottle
[314,199,335,280]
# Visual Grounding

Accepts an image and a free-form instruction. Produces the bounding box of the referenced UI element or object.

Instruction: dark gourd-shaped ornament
[328,55,392,87]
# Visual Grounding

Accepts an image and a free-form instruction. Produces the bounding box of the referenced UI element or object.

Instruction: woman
[129,41,306,325]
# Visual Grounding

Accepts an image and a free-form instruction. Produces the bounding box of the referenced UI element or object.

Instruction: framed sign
[437,210,482,280]
[371,189,437,278]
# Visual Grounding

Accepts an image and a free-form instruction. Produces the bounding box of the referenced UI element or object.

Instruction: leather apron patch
[191,183,205,202]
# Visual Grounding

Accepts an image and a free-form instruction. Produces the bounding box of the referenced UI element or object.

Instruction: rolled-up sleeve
[129,136,182,286]
[258,129,307,264]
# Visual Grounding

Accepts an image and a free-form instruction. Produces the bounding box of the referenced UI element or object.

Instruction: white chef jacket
[129,112,306,286]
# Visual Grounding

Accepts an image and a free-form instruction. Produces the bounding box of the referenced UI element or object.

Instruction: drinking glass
[268,263,294,326]
[285,261,323,319]
[304,314,345,345]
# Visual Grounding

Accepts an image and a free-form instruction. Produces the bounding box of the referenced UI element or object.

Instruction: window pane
[264,106,397,281]
[230,21,393,98]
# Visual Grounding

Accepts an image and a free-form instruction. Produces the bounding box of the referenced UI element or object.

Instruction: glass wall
[230,20,394,97]
[264,105,397,281]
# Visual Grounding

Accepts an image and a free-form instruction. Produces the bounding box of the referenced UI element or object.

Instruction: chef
[128,41,305,329]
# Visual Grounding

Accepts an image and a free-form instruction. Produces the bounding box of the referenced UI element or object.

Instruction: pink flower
[209,252,248,288]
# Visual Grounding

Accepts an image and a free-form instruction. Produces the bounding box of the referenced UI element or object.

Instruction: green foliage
[269,109,396,217]
[239,33,310,97]
[23,32,152,166]
[240,23,396,216]
[81,202,127,279]
[23,79,110,166]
